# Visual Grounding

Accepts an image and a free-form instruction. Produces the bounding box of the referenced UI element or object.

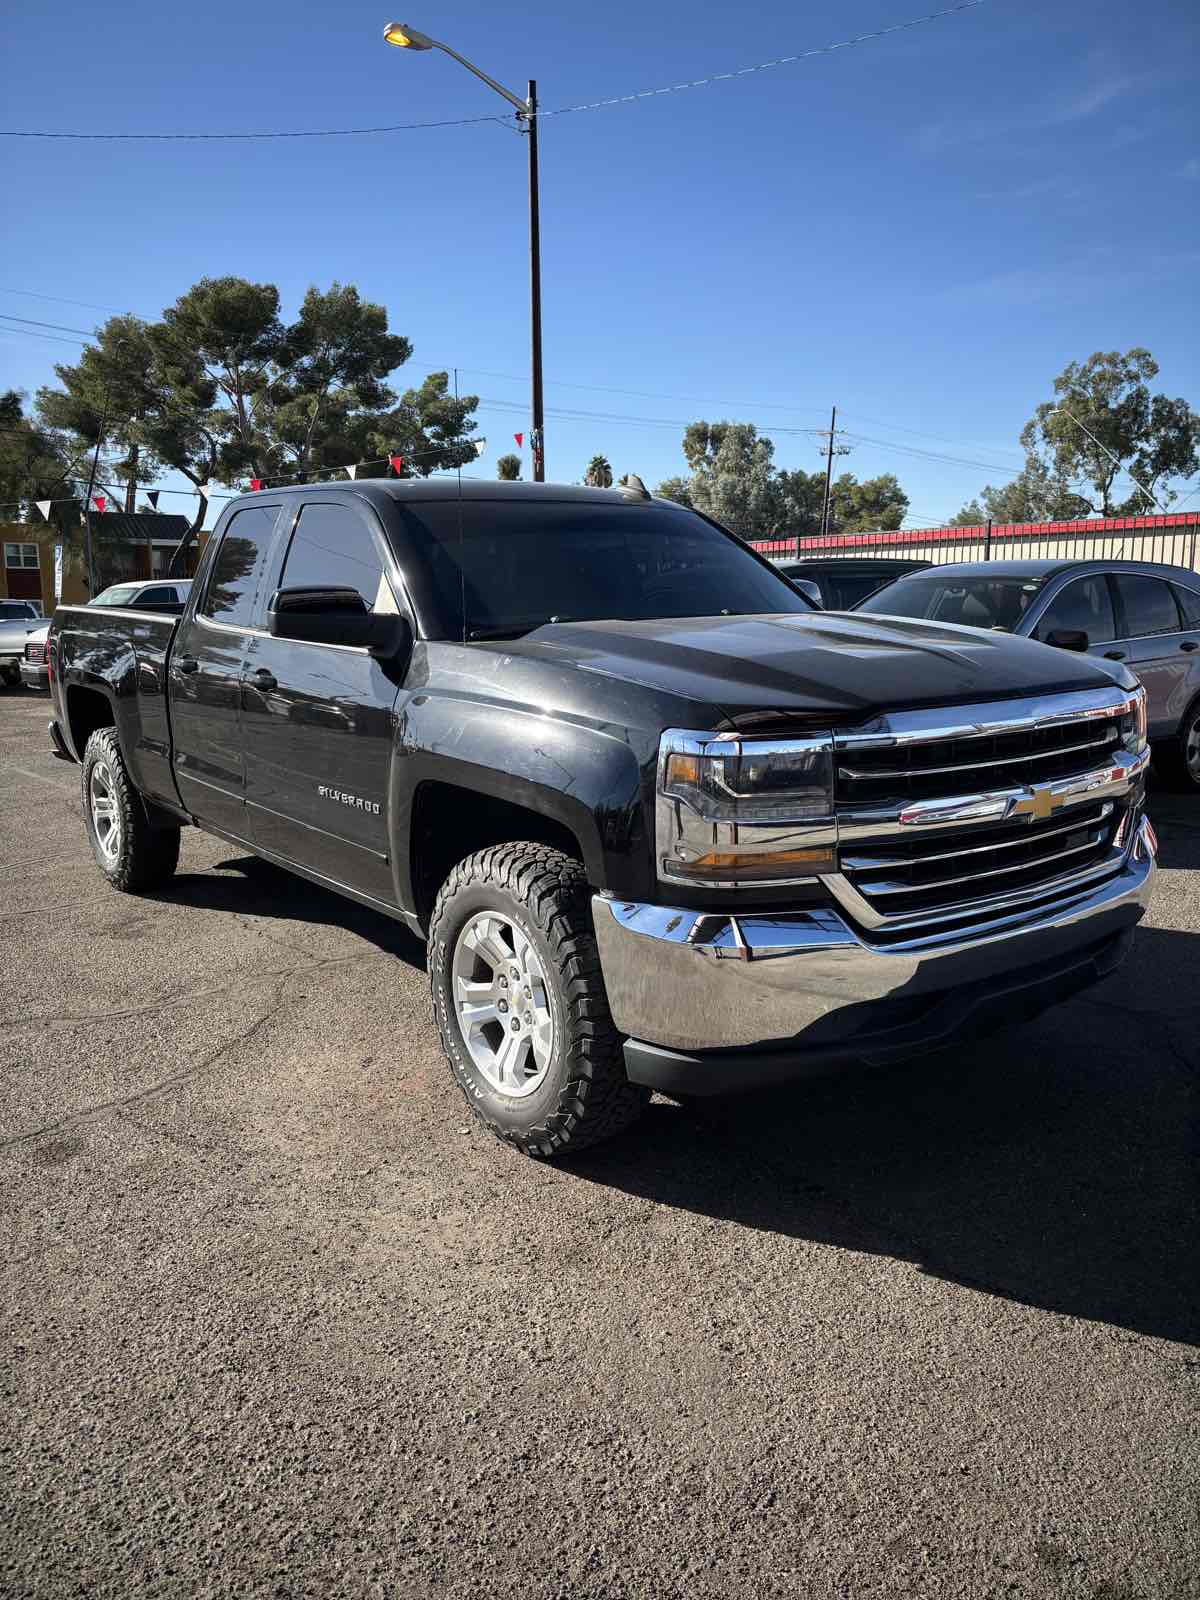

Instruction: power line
[0,286,128,314]
[0,4,986,141]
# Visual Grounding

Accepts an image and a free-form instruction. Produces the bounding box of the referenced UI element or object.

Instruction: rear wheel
[1155,698,1200,793]
[428,843,648,1158]
[81,727,181,892]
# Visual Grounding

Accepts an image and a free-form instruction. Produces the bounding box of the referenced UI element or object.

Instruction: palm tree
[496,453,521,481]
[584,454,613,488]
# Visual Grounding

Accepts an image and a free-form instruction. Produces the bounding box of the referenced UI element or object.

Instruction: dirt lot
[1,683,1197,1599]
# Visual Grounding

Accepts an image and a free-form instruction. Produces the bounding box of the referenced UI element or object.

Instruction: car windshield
[0,602,36,620]
[406,499,814,638]
[90,584,145,607]
[857,571,1048,630]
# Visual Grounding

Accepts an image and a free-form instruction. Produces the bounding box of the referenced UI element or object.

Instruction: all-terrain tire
[428,843,648,1158]
[81,727,181,892]
[1154,697,1200,793]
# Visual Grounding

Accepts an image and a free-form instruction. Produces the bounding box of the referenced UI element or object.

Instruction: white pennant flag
[36,499,54,521]
[473,439,487,457]
[345,464,358,480]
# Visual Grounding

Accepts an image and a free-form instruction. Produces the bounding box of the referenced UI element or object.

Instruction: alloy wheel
[89,761,122,863]
[451,911,554,1097]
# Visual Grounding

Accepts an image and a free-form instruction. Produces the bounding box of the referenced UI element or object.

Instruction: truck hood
[519,612,1129,724]
[0,619,42,649]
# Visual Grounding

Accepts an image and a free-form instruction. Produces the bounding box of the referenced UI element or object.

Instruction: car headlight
[656,730,836,886]
[1121,686,1147,755]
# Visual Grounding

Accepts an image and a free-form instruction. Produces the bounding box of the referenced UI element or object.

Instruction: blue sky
[2,0,1198,526]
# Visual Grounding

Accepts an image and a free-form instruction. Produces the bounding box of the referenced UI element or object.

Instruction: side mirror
[1044,628,1090,652]
[268,586,413,658]
[793,578,823,608]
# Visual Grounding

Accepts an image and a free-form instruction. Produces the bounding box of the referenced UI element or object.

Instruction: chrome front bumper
[592,816,1156,1087]
[19,661,49,689]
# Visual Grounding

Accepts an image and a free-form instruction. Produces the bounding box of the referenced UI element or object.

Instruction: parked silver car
[0,599,45,686]
[858,559,1200,789]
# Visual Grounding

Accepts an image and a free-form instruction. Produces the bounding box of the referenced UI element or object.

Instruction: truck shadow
[163,854,427,968]
[572,796,1200,1346]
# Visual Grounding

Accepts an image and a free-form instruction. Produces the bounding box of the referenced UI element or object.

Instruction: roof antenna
[618,473,651,500]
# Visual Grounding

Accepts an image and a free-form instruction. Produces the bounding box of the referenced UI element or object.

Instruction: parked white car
[0,599,44,686]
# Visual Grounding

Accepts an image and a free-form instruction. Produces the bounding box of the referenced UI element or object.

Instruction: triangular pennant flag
[473,439,487,457]
[345,464,358,480]
[146,491,160,510]
[93,494,106,515]
[513,432,523,448]
[389,454,405,475]
[249,479,262,492]
[36,499,54,522]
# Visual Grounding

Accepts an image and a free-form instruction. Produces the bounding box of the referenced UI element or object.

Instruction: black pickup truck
[47,480,1157,1156]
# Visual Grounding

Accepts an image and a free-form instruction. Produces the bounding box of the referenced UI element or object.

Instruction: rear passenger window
[201,506,279,626]
[139,586,176,606]
[1035,577,1116,644]
[1114,576,1181,638]
[1172,584,1200,628]
[276,503,391,612]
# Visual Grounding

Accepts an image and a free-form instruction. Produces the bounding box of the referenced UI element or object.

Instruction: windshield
[90,584,144,607]
[407,499,814,638]
[0,602,37,620]
[857,571,1048,630]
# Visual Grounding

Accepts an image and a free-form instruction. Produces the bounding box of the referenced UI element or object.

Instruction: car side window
[1034,577,1116,644]
[1114,575,1182,639]
[200,506,279,626]
[140,585,176,606]
[276,502,391,613]
[1172,583,1200,628]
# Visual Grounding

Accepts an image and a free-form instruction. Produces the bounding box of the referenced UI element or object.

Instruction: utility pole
[81,389,111,597]
[818,406,851,539]
[526,79,545,482]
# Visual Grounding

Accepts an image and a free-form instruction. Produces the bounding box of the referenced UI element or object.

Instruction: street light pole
[526,79,544,482]
[383,23,545,480]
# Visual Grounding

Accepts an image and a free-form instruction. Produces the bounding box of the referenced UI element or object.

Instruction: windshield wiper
[466,617,572,642]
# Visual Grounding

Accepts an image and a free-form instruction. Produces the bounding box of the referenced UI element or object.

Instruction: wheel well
[66,686,115,759]
[411,782,585,922]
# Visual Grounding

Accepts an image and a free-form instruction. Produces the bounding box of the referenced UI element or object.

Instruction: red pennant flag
[389,454,405,475]
[249,478,262,492]
[513,432,523,448]
[93,494,106,514]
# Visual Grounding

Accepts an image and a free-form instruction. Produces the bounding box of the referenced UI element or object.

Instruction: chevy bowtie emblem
[1014,782,1062,822]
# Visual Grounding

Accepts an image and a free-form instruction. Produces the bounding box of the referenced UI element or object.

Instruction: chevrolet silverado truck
[46,480,1157,1156]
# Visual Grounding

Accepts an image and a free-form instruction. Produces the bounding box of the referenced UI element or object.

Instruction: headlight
[1121,686,1147,755]
[656,730,836,886]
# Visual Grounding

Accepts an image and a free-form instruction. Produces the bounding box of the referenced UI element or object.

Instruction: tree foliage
[584,454,613,488]
[952,455,1092,525]
[0,391,78,531]
[496,453,522,481]
[36,275,479,570]
[656,422,909,539]
[1019,349,1199,514]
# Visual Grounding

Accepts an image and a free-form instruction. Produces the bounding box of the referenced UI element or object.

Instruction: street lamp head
[383,21,434,49]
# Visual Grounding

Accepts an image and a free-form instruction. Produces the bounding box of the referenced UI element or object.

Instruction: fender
[391,686,655,915]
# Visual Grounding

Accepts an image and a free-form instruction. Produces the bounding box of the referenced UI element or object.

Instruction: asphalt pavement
[1,683,1197,1599]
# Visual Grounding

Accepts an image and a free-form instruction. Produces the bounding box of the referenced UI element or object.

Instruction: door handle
[1103,650,1126,661]
[176,655,199,674]
[1181,641,1199,653]
[250,668,278,691]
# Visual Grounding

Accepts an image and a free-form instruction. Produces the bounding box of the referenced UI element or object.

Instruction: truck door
[168,502,283,836]
[239,497,403,906]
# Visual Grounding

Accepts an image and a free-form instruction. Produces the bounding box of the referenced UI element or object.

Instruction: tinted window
[139,585,177,606]
[858,572,1046,630]
[1115,575,1181,638]
[1034,576,1116,644]
[409,500,812,638]
[1172,583,1200,628]
[201,506,278,625]
[828,574,895,609]
[277,503,388,610]
[0,601,37,620]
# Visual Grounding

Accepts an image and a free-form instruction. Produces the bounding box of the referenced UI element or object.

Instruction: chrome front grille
[840,798,1120,920]
[837,716,1123,804]
[24,641,44,663]
[831,687,1146,934]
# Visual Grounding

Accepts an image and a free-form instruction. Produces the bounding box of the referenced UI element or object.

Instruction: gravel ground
[1,683,1197,1600]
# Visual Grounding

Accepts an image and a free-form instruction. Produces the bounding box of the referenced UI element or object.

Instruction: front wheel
[428,843,648,1158]
[81,727,181,892]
